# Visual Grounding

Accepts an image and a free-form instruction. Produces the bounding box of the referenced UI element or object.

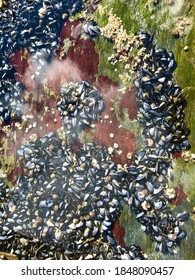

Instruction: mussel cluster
[126,30,190,254]
[0,132,145,259]
[0,177,7,203]
[82,20,102,38]
[57,81,104,147]
[0,0,84,123]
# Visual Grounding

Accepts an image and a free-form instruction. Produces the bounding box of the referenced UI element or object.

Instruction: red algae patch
[93,76,136,165]
[171,185,188,206]
[112,219,126,247]
[118,87,138,120]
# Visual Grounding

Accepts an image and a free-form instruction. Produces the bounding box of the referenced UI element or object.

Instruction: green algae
[119,203,153,257]
[80,130,94,143]
[94,37,121,82]
[170,158,195,203]
[182,87,195,152]
[174,25,195,89]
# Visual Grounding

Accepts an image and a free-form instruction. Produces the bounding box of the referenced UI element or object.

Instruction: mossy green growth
[94,36,121,82]
[94,0,157,33]
[119,203,154,257]
[166,157,195,260]
[79,129,94,143]
[174,25,195,89]
[170,158,195,203]
[181,87,195,152]
[94,0,176,43]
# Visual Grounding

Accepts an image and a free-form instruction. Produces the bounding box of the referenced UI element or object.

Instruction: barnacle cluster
[100,10,152,91]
